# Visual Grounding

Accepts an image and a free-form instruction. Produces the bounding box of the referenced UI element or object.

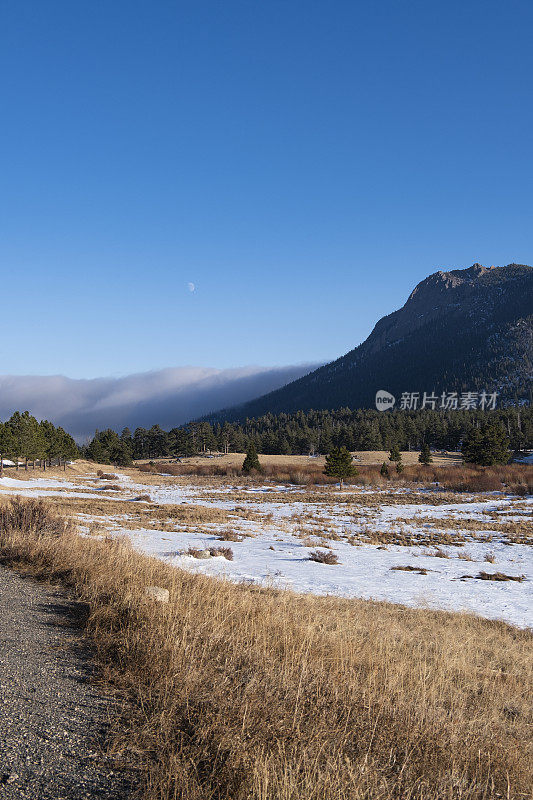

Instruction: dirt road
[0,565,136,799]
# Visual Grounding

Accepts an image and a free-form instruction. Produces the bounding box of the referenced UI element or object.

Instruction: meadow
[0,458,531,799]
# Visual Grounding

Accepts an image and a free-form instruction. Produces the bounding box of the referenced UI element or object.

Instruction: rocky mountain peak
[211,262,533,421]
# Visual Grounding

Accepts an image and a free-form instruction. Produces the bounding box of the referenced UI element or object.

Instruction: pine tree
[461,423,510,466]
[110,441,133,466]
[323,446,357,489]
[380,462,390,478]
[418,443,433,465]
[389,444,401,463]
[242,441,262,474]
[86,436,109,464]
[8,411,46,469]
[0,423,14,476]
[133,427,149,459]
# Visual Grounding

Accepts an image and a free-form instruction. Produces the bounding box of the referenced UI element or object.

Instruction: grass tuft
[391,565,428,575]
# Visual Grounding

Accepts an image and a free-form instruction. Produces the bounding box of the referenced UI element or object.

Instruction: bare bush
[216,529,244,542]
[309,549,339,565]
[185,547,204,558]
[184,545,234,561]
[209,546,233,560]
[0,498,70,538]
[429,547,450,558]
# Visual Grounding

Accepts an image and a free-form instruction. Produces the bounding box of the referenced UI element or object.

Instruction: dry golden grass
[395,515,533,546]
[0,498,531,800]
[137,458,533,495]
[137,450,462,468]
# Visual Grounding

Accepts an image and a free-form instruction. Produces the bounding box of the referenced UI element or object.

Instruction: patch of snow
[5,470,531,629]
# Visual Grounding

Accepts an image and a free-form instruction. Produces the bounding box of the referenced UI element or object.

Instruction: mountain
[208,263,533,421]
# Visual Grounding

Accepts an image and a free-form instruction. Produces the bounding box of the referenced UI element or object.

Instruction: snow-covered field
[1,469,531,629]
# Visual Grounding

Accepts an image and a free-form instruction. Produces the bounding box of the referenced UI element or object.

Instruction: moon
[187,282,195,293]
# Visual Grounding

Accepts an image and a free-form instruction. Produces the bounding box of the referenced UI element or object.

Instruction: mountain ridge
[205,263,533,422]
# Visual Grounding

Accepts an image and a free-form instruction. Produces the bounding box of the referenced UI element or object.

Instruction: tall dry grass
[0,499,531,800]
[141,459,533,494]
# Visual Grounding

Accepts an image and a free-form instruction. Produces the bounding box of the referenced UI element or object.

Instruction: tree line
[83,406,533,465]
[0,411,78,472]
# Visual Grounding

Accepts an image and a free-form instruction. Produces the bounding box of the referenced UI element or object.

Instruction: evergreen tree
[147,425,169,458]
[323,446,358,489]
[389,444,401,463]
[110,441,133,466]
[55,427,78,462]
[8,411,46,469]
[169,428,193,458]
[86,429,121,464]
[83,406,533,463]
[120,428,134,459]
[40,419,62,465]
[242,441,262,474]
[461,423,510,466]
[0,423,14,475]
[418,443,433,465]
[133,427,149,459]
[380,461,390,478]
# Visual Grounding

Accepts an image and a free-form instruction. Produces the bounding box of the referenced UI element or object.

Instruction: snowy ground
[1,469,531,629]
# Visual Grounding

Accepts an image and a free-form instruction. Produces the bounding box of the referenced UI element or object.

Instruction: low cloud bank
[0,364,317,442]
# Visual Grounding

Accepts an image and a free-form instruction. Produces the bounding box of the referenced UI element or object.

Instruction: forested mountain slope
[211,263,533,421]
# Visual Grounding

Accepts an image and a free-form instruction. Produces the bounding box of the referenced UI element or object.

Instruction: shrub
[430,548,449,559]
[217,530,244,542]
[185,547,205,558]
[0,498,70,538]
[309,549,339,565]
[288,471,312,486]
[209,546,233,560]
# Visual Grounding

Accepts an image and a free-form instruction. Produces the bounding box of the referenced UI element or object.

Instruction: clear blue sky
[1,0,532,379]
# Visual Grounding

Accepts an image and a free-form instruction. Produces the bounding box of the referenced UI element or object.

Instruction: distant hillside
[208,263,533,421]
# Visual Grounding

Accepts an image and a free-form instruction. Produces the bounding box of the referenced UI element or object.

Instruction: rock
[144,586,169,603]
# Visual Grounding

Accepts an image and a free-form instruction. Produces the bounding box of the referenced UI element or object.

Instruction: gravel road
[0,565,137,799]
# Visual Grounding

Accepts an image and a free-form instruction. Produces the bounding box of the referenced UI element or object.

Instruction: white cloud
[0,363,318,442]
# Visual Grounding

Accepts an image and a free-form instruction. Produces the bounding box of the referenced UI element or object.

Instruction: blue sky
[1,0,532,379]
